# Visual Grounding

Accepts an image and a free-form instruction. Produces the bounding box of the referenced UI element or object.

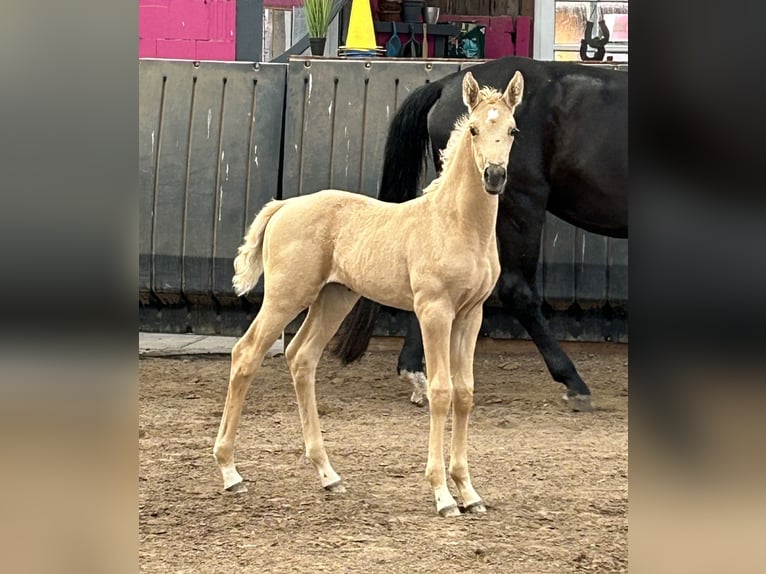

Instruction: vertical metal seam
[150,75,168,295]
[244,77,258,231]
[328,78,339,189]
[180,75,198,295]
[606,236,613,303]
[211,77,228,291]
[541,222,548,303]
[298,73,309,196]
[358,77,370,191]
[572,227,585,303]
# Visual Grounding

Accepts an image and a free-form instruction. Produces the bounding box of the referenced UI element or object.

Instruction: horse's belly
[329,263,415,311]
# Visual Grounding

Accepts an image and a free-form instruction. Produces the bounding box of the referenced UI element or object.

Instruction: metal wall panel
[607,236,628,305]
[542,214,577,307]
[138,60,286,307]
[281,58,462,200]
[540,214,628,309]
[574,227,609,307]
[149,62,194,305]
[139,57,627,339]
[138,63,164,304]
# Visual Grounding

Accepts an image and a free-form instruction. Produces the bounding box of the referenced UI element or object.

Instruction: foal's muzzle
[483,164,507,195]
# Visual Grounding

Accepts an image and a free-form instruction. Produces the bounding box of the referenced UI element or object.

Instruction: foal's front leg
[415,298,460,517]
[449,305,485,512]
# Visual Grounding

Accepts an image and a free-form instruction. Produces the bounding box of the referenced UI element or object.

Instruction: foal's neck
[436,130,499,245]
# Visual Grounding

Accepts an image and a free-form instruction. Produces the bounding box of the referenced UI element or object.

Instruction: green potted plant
[302,0,333,56]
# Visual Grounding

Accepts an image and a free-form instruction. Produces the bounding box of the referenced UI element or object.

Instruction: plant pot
[309,37,326,56]
[402,0,424,22]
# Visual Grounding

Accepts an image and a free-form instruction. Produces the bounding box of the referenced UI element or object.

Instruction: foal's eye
[509,127,520,136]
[469,126,479,136]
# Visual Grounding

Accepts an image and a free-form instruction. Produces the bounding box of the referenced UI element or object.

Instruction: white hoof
[400,370,428,406]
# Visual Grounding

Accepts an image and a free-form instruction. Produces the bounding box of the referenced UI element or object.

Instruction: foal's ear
[502,71,524,111]
[462,71,481,110]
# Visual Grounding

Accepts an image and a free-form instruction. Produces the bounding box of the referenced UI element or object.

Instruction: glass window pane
[554,2,629,45]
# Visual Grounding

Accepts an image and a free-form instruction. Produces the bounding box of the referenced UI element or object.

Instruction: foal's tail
[232,200,285,296]
[330,81,444,364]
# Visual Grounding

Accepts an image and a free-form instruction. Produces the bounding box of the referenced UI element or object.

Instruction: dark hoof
[438,504,461,518]
[462,500,487,514]
[225,481,248,494]
[565,392,593,412]
[323,480,346,493]
[410,394,427,407]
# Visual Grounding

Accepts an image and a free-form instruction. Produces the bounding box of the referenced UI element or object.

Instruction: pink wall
[139,1,531,61]
[139,0,236,60]
[423,14,531,59]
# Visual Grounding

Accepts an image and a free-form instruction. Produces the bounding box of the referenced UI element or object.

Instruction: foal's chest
[440,248,499,305]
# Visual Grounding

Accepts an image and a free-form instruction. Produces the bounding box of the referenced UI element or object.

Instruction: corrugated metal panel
[574,227,609,307]
[281,58,462,200]
[542,214,577,307]
[541,214,627,309]
[138,63,165,304]
[139,57,627,339]
[607,236,628,305]
[138,60,286,307]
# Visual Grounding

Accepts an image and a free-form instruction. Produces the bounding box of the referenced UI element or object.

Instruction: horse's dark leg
[397,312,428,406]
[499,269,592,410]
[496,201,593,412]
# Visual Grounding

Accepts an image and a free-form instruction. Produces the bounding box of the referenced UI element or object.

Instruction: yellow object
[341,0,381,51]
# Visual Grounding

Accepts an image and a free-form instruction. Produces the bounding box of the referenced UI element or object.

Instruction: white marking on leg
[400,370,428,406]
[218,459,245,491]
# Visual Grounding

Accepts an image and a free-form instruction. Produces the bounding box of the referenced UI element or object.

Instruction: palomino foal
[213,70,524,517]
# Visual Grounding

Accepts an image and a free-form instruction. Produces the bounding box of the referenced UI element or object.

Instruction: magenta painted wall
[139,1,531,61]
[139,0,237,60]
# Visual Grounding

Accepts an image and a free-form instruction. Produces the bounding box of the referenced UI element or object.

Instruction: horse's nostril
[485,166,506,178]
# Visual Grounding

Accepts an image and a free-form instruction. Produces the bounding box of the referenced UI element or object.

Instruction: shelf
[373,21,459,35]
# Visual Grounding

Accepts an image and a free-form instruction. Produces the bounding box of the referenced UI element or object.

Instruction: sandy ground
[139,340,627,573]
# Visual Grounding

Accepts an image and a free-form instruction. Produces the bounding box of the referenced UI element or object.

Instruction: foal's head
[462,70,524,195]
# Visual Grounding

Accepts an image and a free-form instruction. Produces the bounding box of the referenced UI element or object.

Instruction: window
[554,1,628,61]
[534,0,628,62]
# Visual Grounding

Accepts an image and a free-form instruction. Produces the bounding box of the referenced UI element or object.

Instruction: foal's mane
[422,87,507,196]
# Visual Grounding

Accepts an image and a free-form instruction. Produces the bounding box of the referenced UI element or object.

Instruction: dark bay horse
[332,56,627,412]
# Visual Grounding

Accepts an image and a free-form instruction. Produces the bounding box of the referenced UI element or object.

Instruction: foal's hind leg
[285,283,360,492]
[449,305,485,513]
[213,300,303,492]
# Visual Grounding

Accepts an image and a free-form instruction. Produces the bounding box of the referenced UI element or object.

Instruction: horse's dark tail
[379,80,445,202]
[330,81,444,364]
